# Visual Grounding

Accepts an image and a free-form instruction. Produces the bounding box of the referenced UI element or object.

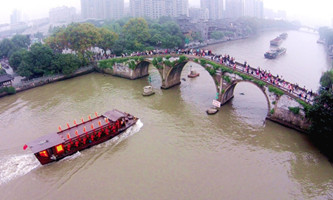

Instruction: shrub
[268,85,284,96]
[6,86,16,94]
[178,55,188,63]
[223,76,231,83]
[253,80,266,88]
[0,86,16,94]
[200,59,207,66]
[206,67,216,76]
[296,99,312,116]
[288,106,300,115]
[270,108,275,114]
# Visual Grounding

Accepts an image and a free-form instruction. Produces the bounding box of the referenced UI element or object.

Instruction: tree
[52,54,81,75]
[11,35,30,49]
[320,69,333,91]
[211,31,225,40]
[46,23,101,55]
[308,70,333,160]
[9,49,27,71]
[16,43,55,78]
[97,28,118,53]
[0,39,14,58]
[0,68,6,75]
[123,18,151,46]
[66,23,101,54]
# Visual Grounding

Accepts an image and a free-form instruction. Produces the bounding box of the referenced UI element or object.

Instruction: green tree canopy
[46,23,102,54]
[11,35,30,49]
[0,39,14,58]
[211,31,225,40]
[97,28,119,53]
[123,18,151,45]
[308,69,333,160]
[320,69,333,91]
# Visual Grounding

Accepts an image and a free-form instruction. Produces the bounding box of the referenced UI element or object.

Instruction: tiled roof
[0,74,13,83]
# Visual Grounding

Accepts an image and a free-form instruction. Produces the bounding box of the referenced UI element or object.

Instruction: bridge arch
[222,80,271,116]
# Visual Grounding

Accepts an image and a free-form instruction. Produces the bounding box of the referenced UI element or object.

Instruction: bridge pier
[159,62,187,90]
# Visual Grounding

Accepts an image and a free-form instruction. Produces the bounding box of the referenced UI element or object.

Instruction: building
[49,6,76,24]
[0,74,13,88]
[189,8,209,21]
[254,0,263,19]
[264,8,286,20]
[243,0,263,18]
[225,0,244,19]
[129,0,188,19]
[10,10,21,25]
[104,0,124,19]
[172,0,189,17]
[200,0,223,20]
[81,0,124,20]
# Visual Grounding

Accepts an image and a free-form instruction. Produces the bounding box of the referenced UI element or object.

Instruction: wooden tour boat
[24,109,139,165]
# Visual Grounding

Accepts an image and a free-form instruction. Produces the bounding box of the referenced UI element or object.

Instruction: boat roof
[27,132,64,154]
[103,109,126,122]
[26,109,127,153]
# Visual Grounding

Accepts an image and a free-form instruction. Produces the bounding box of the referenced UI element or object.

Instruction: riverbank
[0,66,94,98]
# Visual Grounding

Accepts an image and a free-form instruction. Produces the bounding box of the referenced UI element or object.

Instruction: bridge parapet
[97,54,311,131]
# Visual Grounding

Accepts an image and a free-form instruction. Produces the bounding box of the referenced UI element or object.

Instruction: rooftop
[0,74,13,83]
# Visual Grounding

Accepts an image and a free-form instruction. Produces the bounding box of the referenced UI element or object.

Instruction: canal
[0,30,332,199]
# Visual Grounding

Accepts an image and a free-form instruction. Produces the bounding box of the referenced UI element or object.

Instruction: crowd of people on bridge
[92,48,315,103]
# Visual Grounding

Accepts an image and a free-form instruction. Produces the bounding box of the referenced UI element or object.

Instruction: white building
[189,8,209,21]
[49,6,76,24]
[225,0,244,19]
[104,0,124,19]
[10,10,21,25]
[200,0,224,20]
[81,0,124,20]
[130,0,188,19]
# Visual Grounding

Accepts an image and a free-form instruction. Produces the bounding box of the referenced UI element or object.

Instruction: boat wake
[0,154,40,186]
[0,120,143,185]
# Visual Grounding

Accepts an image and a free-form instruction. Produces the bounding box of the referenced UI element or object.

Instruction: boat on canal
[264,48,287,59]
[270,37,283,46]
[188,70,200,78]
[24,109,139,165]
[279,33,288,39]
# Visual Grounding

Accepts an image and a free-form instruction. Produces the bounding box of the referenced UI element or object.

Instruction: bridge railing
[95,51,315,104]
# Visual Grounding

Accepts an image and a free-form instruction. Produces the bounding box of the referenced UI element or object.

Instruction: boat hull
[27,110,139,165]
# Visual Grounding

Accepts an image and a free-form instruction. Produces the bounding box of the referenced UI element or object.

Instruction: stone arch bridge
[98,54,311,132]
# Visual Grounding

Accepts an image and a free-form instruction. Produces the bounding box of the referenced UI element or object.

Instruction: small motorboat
[188,70,200,78]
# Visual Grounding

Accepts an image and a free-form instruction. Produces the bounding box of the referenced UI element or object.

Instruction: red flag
[23,144,28,150]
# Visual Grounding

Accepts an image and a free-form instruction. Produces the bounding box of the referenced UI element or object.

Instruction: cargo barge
[25,109,139,165]
[264,48,287,59]
[270,37,283,46]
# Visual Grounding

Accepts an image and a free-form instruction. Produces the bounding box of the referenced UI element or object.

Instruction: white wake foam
[0,154,40,185]
[0,120,143,185]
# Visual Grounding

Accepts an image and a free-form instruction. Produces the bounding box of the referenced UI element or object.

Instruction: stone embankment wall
[2,66,95,97]
[98,62,149,80]
[267,94,310,132]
